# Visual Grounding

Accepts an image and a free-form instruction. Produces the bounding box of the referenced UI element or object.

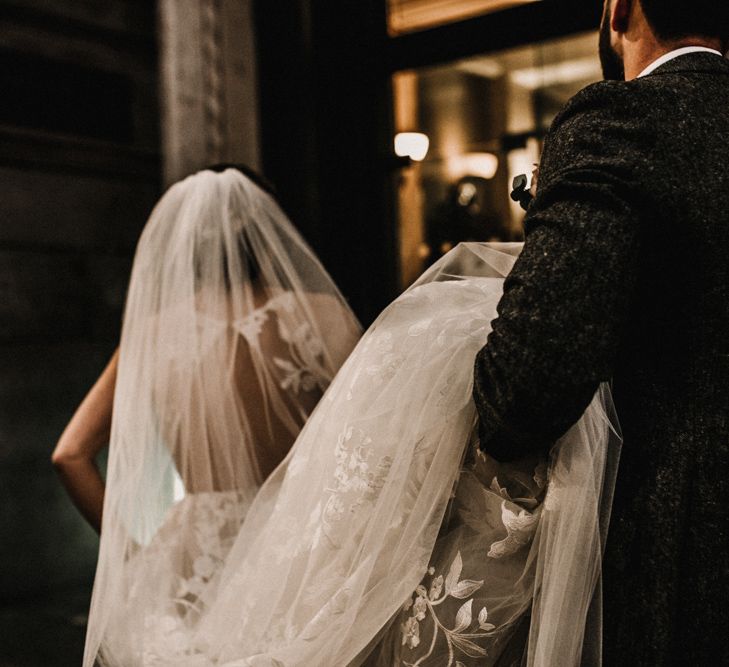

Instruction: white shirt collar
[638,46,723,78]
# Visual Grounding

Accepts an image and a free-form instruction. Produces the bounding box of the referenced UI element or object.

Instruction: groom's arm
[473,81,649,462]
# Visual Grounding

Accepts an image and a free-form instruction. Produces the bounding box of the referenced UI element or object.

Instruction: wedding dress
[82,168,362,667]
[85,229,620,665]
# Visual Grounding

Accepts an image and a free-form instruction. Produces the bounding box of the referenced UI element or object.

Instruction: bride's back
[156,287,354,493]
[126,168,361,498]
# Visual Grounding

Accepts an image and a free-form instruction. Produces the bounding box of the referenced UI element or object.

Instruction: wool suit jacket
[473,52,729,665]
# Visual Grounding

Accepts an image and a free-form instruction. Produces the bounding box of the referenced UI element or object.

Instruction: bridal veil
[83,168,361,667]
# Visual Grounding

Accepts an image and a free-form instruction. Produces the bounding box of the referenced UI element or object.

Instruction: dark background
[0,2,159,664]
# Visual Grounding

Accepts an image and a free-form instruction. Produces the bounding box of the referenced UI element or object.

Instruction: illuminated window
[388,0,539,36]
[393,31,601,287]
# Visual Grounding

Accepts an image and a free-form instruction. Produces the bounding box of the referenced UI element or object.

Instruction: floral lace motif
[400,551,495,667]
[487,501,540,559]
[316,424,393,548]
[132,491,248,664]
[393,450,545,665]
[236,292,327,396]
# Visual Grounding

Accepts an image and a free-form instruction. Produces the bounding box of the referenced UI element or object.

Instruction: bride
[50,166,360,663]
[83,181,620,665]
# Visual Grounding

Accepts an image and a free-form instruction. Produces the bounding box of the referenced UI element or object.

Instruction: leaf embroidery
[450,579,484,600]
[444,551,462,595]
[400,551,495,666]
[453,599,472,632]
[478,606,495,632]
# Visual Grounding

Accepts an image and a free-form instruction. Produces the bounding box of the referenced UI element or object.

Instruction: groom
[473,0,729,663]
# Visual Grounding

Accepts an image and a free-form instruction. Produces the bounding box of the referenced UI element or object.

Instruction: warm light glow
[446,152,500,179]
[395,132,430,161]
[510,57,602,90]
[388,0,539,35]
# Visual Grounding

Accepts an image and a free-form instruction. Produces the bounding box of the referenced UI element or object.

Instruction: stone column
[158,0,261,186]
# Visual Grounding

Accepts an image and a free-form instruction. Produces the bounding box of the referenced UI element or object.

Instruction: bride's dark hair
[204,162,278,200]
[196,163,280,288]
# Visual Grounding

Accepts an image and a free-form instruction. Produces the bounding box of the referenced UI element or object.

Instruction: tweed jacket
[473,52,729,665]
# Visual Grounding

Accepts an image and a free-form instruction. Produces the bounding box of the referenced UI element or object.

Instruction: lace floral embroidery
[273,356,318,393]
[237,309,269,341]
[236,293,328,395]
[487,501,540,559]
[365,331,405,386]
[315,424,393,548]
[401,551,495,666]
[485,470,542,558]
[132,491,248,664]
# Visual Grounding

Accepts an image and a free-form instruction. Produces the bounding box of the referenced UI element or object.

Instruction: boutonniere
[510,164,539,211]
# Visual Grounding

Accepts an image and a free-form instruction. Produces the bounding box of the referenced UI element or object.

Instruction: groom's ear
[611,0,632,33]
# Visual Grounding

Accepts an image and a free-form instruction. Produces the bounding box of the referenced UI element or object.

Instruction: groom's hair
[640,0,729,47]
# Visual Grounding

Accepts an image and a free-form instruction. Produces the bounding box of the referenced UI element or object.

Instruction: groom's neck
[623,35,723,80]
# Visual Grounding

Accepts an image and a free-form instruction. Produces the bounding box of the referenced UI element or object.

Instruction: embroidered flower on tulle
[137,491,247,663]
[413,593,428,621]
[366,352,404,385]
[429,575,444,601]
[291,322,324,357]
[272,291,297,313]
[402,616,421,648]
[400,552,494,666]
[273,357,317,393]
[344,330,396,399]
[235,294,329,396]
[487,501,540,558]
[323,495,345,522]
[236,309,269,341]
[317,424,393,547]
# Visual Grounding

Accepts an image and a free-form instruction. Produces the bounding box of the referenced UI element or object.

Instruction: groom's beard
[599,9,625,81]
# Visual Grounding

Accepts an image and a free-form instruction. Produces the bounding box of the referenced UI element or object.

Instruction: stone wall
[0,0,161,599]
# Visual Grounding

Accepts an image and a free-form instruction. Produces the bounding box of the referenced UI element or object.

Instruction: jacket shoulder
[549,79,650,138]
[532,79,660,221]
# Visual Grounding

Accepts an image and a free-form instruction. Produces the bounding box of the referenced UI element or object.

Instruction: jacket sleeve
[473,81,649,462]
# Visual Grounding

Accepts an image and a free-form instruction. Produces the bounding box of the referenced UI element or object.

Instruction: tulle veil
[85,218,620,665]
[83,168,361,666]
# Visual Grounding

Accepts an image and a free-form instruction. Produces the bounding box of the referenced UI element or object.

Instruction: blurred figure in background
[425,176,514,267]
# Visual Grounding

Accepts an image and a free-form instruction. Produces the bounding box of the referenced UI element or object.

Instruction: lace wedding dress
[86,236,620,666]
